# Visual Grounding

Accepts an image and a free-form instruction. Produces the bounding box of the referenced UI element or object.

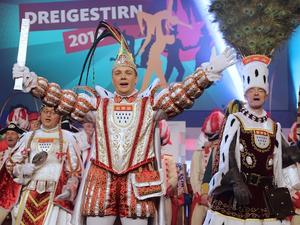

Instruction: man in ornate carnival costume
[190,110,224,225]
[0,123,25,224]
[5,105,82,225]
[11,21,235,225]
[203,1,300,224]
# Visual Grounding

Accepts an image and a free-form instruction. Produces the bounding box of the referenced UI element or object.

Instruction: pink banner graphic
[19,0,159,31]
[63,24,140,53]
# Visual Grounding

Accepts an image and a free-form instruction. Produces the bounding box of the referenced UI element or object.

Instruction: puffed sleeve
[153,67,212,118]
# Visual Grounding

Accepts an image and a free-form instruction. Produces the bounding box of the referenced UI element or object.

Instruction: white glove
[154,109,168,121]
[55,190,71,200]
[23,71,37,92]
[22,163,35,176]
[12,63,38,92]
[55,177,79,201]
[201,46,236,82]
[12,63,29,79]
[13,163,35,184]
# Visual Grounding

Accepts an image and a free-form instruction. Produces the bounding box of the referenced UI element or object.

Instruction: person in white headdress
[203,54,300,225]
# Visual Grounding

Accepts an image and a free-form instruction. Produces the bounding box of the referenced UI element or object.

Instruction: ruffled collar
[114,90,138,103]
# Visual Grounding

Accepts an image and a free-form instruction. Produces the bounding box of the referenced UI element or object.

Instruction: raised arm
[153,47,236,117]
[12,64,99,122]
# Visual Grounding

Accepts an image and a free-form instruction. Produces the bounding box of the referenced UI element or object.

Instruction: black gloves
[282,137,300,168]
[221,168,252,206]
[231,170,252,205]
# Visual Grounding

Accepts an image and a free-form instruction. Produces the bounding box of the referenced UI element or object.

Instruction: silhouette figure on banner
[173,0,202,24]
[137,0,192,91]
[164,26,195,82]
[193,26,213,70]
[135,35,155,69]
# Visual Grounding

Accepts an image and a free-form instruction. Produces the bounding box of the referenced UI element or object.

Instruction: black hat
[61,118,79,133]
[0,123,26,135]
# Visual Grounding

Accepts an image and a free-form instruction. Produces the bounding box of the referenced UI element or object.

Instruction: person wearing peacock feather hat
[203,1,300,225]
[11,21,236,225]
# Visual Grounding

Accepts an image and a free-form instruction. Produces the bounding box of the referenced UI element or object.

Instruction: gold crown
[113,39,136,71]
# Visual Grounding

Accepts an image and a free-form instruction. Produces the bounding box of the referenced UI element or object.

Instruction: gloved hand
[282,140,300,168]
[232,179,252,206]
[12,63,29,79]
[221,169,252,206]
[55,190,71,201]
[12,63,37,92]
[154,109,168,121]
[201,46,236,82]
[55,177,79,201]
[22,163,35,176]
[12,163,35,184]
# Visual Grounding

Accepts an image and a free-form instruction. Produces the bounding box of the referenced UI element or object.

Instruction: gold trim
[15,191,30,225]
[235,113,276,134]
[211,210,277,222]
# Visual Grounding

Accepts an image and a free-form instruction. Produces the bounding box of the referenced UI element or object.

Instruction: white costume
[7,125,82,225]
[74,129,92,168]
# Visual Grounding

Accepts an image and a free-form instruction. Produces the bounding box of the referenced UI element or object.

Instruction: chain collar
[241,107,268,123]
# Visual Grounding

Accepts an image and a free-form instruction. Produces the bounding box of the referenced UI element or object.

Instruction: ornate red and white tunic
[6,126,81,225]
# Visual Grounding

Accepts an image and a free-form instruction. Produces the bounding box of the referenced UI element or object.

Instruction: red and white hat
[28,112,40,122]
[201,110,225,140]
[6,107,30,131]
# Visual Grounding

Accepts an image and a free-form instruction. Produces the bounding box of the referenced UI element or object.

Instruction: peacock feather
[209,0,300,57]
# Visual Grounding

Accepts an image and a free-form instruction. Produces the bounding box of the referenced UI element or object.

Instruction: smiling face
[5,130,19,148]
[40,106,61,129]
[245,87,268,110]
[112,66,137,96]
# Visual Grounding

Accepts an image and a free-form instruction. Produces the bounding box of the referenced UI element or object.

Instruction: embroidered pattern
[211,199,269,219]
[241,151,257,169]
[95,97,155,173]
[81,164,155,218]
[19,191,51,225]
